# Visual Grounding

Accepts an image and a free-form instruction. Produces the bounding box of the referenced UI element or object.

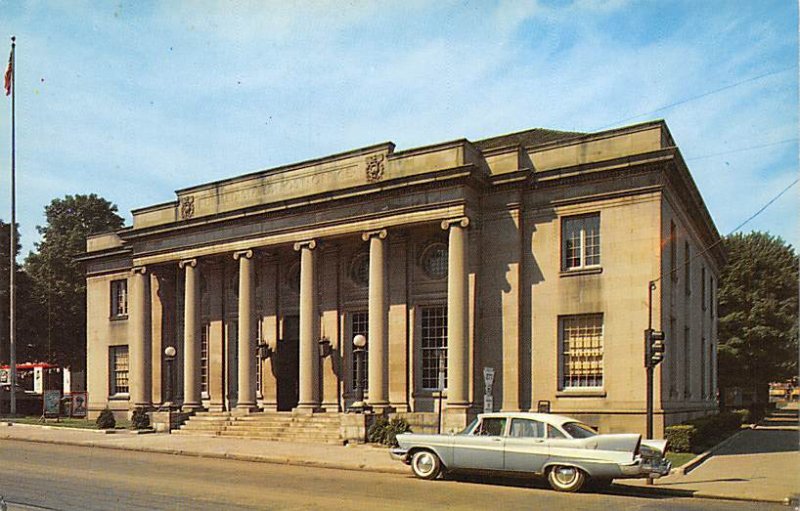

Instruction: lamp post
[437,349,446,434]
[350,334,369,413]
[162,346,176,410]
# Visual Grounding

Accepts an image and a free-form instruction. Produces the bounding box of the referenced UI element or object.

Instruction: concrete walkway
[620,409,799,504]
[2,411,798,504]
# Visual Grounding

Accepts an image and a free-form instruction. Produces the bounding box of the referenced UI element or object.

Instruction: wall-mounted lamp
[257,342,273,359]
[318,337,332,358]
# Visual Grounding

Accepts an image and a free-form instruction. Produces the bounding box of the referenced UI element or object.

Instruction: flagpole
[8,35,16,416]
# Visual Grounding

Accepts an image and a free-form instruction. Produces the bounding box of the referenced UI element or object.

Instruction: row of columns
[127,217,471,412]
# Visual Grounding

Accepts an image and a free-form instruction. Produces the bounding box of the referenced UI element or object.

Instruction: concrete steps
[175,411,344,444]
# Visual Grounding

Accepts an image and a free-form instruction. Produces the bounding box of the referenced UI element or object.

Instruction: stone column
[442,217,470,408]
[294,240,320,412]
[234,249,258,412]
[362,229,389,409]
[130,266,152,409]
[180,259,202,411]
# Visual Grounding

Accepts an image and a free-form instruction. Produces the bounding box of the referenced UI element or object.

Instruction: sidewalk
[618,409,799,504]
[2,412,798,504]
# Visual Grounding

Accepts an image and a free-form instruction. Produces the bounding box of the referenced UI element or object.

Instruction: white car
[390,412,671,492]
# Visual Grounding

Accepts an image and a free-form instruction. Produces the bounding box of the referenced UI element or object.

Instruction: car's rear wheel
[410,450,442,480]
[547,465,586,492]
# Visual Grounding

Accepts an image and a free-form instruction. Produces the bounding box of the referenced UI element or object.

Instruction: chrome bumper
[390,448,409,463]
[620,457,672,478]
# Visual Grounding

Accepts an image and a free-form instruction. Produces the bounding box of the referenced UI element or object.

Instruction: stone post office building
[81,120,724,436]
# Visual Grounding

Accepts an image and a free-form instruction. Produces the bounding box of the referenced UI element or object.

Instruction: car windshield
[458,418,479,435]
[562,422,598,438]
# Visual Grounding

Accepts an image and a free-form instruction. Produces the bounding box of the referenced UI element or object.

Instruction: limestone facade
[81,120,724,436]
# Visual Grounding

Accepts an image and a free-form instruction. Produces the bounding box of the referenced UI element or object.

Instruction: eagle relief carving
[179,196,195,220]
[365,154,385,183]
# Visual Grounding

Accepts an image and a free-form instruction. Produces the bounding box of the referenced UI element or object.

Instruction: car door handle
[491,437,502,442]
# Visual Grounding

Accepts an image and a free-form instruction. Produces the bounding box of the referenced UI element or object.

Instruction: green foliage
[666,412,744,453]
[96,408,116,429]
[731,408,751,424]
[718,232,798,393]
[665,425,695,453]
[130,408,150,430]
[367,416,412,446]
[24,194,124,369]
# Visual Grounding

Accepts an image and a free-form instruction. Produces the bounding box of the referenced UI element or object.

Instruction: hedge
[665,411,744,453]
[368,416,412,446]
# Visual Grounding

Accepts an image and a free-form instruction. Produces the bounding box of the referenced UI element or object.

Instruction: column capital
[293,239,317,252]
[361,229,387,242]
[178,258,197,269]
[441,217,470,230]
[233,249,254,260]
[132,265,147,275]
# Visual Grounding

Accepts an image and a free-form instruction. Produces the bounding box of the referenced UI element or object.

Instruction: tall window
[200,323,209,395]
[109,345,129,395]
[351,311,368,390]
[669,221,677,282]
[421,305,448,390]
[701,267,707,310]
[683,327,691,399]
[559,314,604,389]
[562,214,601,270]
[684,242,691,295]
[110,279,128,318]
[669,317,677,398]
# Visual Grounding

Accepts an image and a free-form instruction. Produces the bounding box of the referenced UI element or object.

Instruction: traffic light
[644,329,666,368]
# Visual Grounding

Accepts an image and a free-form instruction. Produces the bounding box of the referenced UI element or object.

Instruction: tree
[0,220,44,365]
[718,231,799,401]
[24,195,124,370]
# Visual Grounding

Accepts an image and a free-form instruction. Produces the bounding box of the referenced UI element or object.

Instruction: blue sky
[0,0,796,255]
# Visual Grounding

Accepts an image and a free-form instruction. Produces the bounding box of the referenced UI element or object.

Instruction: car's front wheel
[410,450,442,480]
[547,465,586,492]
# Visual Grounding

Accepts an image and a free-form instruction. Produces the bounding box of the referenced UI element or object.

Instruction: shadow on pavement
[710,429,798,456]
[432,472,696,500]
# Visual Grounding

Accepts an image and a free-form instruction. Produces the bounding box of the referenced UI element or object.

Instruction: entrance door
[225,320,238,410]
[277,315,299,411]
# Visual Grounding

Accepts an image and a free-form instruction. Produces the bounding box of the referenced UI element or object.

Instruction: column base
[234,404,260,414]
[348,401,373,414]
[294,403,324,414]
[181,403,204,414]
[367,402,395,414]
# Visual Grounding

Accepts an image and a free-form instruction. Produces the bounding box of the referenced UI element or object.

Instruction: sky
[0,0,796,257]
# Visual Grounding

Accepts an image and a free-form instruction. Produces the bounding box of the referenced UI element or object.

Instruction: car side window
[475,418,507,436]
[509,419,545,438]
[547,424,567,439]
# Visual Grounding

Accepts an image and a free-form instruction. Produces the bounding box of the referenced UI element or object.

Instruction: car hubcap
[416,454,433,474]
[555,467,577,485]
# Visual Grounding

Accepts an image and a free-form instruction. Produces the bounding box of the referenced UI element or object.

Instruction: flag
[4,50,11,96]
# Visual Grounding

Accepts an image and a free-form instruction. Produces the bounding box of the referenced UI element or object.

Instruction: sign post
[483,367,494,414]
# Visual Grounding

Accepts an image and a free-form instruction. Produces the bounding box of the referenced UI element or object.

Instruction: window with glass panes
[200,324,209,395]
[559,314,603,389]
[351,311,368,390]
[561,214,600,270]
[110,279,128,318]
[421,305,448,390]
[109,345,129,395]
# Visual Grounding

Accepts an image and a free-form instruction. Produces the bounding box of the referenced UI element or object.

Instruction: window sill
[108,393,129,401]
[560,267,602,278]
[556,389,606,398]
[109,315,129,322]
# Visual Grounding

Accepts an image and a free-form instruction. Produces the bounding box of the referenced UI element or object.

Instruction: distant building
[80,120,723,435]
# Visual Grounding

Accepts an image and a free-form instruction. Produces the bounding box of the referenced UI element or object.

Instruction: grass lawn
[665,451,696,468]
[5,416,131,429]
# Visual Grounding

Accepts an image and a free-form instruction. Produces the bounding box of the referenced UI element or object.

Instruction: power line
[655,176,799,285]
[595,66,794,131]
[685,138,797,162]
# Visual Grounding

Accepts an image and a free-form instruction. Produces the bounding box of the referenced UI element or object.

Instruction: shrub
[96,408,116,430]
[665,425,696,453]
[130,408,151,430]
[368,416,412,446]
[732,408,751,424]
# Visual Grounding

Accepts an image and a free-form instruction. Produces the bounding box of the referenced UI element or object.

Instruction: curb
[676,427,750,475]
[0,433,408,476]
[612,482,787,505]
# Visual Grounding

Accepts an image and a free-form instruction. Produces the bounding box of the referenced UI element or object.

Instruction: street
[0,440,786,511]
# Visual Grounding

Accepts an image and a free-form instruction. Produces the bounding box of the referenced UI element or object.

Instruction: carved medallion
[365,154,385,182]
[180,196,195,220]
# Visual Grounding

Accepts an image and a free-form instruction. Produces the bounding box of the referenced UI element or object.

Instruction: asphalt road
[0,440,787,511]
